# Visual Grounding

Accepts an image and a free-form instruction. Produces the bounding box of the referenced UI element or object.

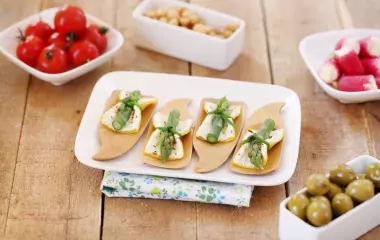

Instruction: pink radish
[361,57,380,76]
[335,38,360,54]
[318,58,341,83]
[359,36,380,57]
[338,75,378,92]
[335,46,364,75]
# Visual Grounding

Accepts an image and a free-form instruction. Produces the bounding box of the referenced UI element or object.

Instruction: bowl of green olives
[279,155,380,240]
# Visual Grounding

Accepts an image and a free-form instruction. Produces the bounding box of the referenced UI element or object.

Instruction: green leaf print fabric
[101,171,254,207]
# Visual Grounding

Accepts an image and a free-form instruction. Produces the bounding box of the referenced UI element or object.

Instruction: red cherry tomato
[54,4,87,37]
[47,32,75,50]
[16,35,45,67]
[68,40,99,67]
[37,45,68,73]
[25,21,53,43]
[82,24,108,53]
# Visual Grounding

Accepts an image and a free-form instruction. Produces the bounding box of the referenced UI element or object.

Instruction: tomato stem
[99,26,109,35]
[45,52,53,60]
[16,28,26,42]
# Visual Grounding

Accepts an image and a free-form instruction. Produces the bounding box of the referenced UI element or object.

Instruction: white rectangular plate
[75,71,301,186]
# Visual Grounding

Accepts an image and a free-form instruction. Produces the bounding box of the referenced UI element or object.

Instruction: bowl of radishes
[300,29,380,104]
[0,5,124,86]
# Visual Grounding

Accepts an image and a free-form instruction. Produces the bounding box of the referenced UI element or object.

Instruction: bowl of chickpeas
[132,0,245,70]
[278,155,380,240]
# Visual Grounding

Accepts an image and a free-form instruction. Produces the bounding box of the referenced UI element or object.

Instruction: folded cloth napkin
[101,171,254,207]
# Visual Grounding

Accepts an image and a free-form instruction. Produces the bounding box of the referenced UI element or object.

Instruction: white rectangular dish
[132,0,245,71]
[0,7,124,86]
[75,71,301,186]
[299,29,380,104]
[279,155,380,240]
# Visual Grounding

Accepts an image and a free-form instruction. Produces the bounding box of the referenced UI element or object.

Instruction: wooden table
[0,0,379,239]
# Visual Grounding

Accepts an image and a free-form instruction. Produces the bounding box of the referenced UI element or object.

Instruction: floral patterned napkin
[101,171,254,207]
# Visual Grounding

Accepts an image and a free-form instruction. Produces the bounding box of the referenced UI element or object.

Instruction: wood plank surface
[191,1,286,239]
[101,1,197,240]
[0,0,42,239]
[3,0,114,239]
[343,1,380,238]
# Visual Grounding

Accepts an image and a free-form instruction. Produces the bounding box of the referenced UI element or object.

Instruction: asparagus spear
[156,109,181,163]
[112,90,141,131]
[243,119,275,169]
[206,96,235,144]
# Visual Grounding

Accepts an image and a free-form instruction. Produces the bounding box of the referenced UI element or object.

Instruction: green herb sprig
[112,90,142,130]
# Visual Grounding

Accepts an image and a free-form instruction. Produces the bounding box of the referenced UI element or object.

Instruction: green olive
[310,195,330,205]
[329,164,356,187]
[356,173,366,180]
[366,163,380,188]
[306,200,332,227]
[306,174,331,195]
[345,179,375,203]
[332,193,354,217]
[287,194,310,220]
[327,183,343,200]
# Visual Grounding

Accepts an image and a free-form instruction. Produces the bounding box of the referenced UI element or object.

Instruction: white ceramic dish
[132,0,245,71]
[75,71,301,186]
[279,155,380,240]
[299,29,380,104]
[0,7,124,86]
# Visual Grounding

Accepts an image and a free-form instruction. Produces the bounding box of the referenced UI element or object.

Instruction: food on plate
[361,57,380,76]
[332,193,354,217]
[229,102,285,175]
[366,162,380,187]
[142,99,194,169]
[193,97,246,173]
[306,200,333,227]
[335,37,360,54]
[327,183,343,200]
[334,46,364,76]
[329,164,357,187]
[230,119,284,170]
[345,179,374,203]
[143,7,239,39]
[318,58,341,83]
[82,24,108,53]
[37,45,69,74]
[318,36,380,92]
[93,90,158,161]
[25,21,53,43]
[306,174,331,195]
[68,40,99,67]
[15,4,110,74]
[359,36,380,58]
[195,96,241,144]
[287,194,310,220]
[287,161,379,227]
[338,75,378,92]
[16,33,45,67]
[54,4,87,36]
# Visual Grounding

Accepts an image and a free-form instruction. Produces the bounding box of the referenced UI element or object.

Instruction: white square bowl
[75,71,301,186]
[0,7,124,86]
[299,29,380,104]
[279,155,380,240]
[132,0,246,71]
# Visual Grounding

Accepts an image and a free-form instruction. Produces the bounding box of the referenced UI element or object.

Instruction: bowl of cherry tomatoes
[0,5,124,86]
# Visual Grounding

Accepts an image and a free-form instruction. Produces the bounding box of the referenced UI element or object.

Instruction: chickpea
[188,14,201,25]
[225,23,239,32]
[181,9,192,17]
[144,10,157,19]
[179,17,191,27]
[168,18,179,26]
[178,7,186,16]
[221,29,233,38]
[156,8,167,18]
[167,8,179,19]
[159,17,168,23]
[215,34,226,39]
[193,24,212,34]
